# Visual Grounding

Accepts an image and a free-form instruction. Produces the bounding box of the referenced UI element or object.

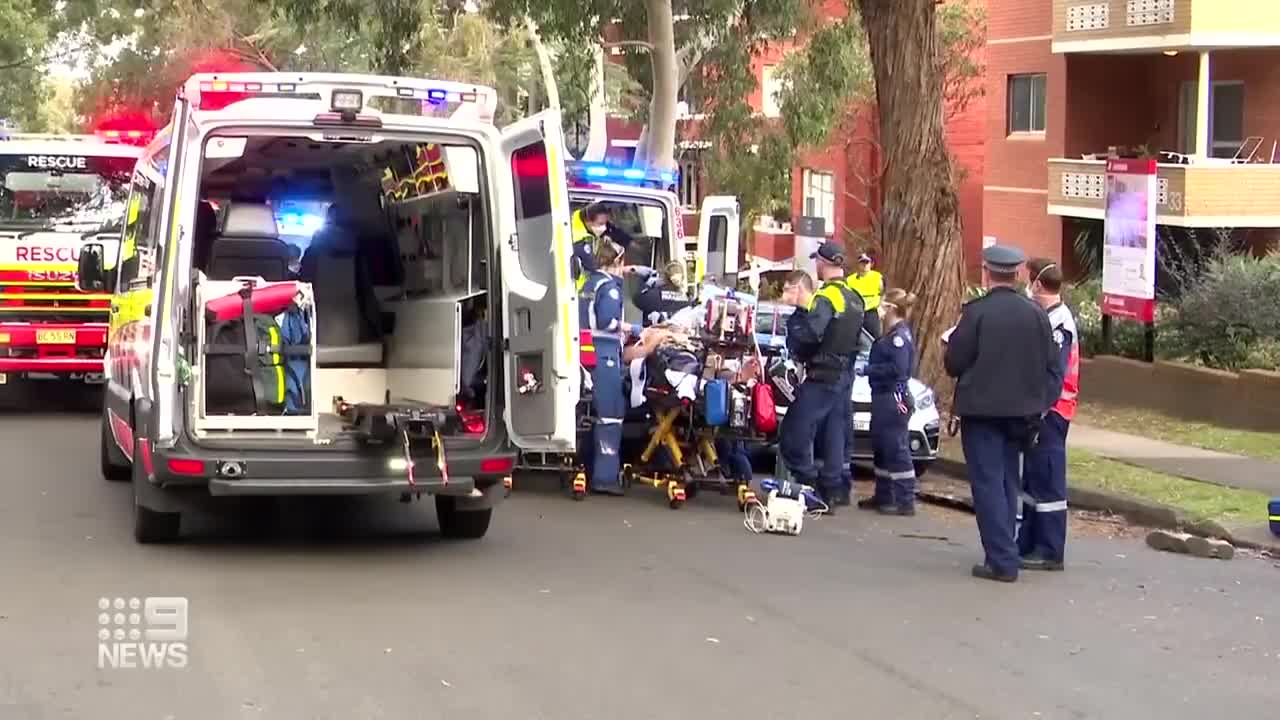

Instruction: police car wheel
[913,462,930,479]
[435,496,492,540]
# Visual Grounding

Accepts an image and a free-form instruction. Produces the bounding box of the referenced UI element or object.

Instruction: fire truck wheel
[100,415,130,482]
[436,496,492,540]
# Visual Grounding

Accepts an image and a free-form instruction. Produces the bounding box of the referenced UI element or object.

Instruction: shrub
[1064,279,1175,360]
[1167,254,1280,370]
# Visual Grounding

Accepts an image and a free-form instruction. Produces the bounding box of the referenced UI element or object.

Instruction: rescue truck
[76,73,581,543]
[0,132,144,391]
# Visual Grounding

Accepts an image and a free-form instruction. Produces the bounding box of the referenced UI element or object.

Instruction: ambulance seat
[207,204,291,281]
[305,227,385,368]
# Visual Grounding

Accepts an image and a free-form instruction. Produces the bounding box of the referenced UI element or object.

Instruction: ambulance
[76,73,582,543]
[0,133,143,391]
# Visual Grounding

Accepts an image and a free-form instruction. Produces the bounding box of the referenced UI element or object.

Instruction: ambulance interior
[191,132,493,440]
[569,197,671,325]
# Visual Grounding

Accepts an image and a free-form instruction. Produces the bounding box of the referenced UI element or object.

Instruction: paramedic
[715,358,762,488]
[859,288,919,516]
[579,239,638,495]
[572,203,635,291]
[779,244,863,508]
[634,261,694,327]
[1018,258,1078,572]
[944,244,1059,583]
[847,252,884,338]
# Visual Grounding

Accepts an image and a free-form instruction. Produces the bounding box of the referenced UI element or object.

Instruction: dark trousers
[870,392,916,507]
[862,310,882,339]
[1019,412,1070,563]
[589,345,625,491]
[815,369,854,493]
[779,379,841,491]
[961,416,1026,576]
[715,438,753,484]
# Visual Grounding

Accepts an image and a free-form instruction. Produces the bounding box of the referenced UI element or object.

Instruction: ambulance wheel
[131,440,181,544]
[435,497,492,540]
[100,411,130,482]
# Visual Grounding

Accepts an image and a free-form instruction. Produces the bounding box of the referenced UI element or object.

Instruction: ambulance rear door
[498,110,580,452]
[695,195,740,286]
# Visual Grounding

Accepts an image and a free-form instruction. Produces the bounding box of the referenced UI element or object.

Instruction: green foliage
[0,0,105,130]
[1166,254,1280,371]
[775,17,871,150]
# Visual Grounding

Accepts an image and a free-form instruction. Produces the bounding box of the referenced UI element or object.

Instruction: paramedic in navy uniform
[945,245,1061,582]
[859,288,919,516]
[579,240,637,495]
[633,261,694,326]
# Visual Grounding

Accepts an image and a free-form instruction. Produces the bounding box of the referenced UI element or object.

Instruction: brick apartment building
[599,1,988,279]
[985,0,1280,271]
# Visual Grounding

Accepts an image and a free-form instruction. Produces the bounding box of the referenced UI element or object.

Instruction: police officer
[779,243,863,508]
[847,252,884,338]
[944,245,1060,583]
[634,261,694,327]
[579,239,637,495]
[572,203,634,292]
[1018,258,1079,571]
[859,288,919,515]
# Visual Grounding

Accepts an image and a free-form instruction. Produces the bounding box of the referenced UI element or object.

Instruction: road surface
[1,403,1277,719]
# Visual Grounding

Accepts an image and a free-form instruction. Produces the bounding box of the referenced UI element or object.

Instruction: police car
[758,318,941,476]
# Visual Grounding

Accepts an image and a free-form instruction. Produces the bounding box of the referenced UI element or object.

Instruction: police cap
[810,242,847,266]
[982,244,1026,274]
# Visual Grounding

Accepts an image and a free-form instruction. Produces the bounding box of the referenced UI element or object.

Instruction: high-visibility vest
[847,270,883,311]
[1048,303,1080,421]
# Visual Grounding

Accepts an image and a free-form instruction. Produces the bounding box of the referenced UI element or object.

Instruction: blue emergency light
[567,161,676,189]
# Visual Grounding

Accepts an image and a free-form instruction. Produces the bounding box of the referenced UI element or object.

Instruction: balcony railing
[1048,158,1280,227]
[1052,0,1280,53]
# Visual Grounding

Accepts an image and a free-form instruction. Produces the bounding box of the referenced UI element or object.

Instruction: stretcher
[618,294,774,510]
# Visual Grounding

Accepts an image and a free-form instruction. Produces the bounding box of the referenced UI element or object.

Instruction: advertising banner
[1101,158,1157,322]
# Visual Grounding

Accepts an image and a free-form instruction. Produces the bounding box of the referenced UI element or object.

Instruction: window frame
[801,168,835,234]
[761,64,783,118]
[1006,73,1047,135]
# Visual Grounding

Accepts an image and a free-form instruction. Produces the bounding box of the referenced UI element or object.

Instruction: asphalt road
[1,400,1278,720]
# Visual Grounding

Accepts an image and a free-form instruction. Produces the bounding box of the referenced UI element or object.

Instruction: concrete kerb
[923,457,1280,555]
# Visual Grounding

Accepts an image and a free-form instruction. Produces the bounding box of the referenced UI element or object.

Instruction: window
[1177,81,1247,158]
[1007,74,1047,134]
[677,153,701,209]
[761,64,783,118]
[510,141,556,286]
[115,171,165,289]
[801,169,835,233]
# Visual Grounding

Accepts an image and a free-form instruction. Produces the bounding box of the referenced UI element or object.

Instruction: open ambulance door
[695,195,741,287]
[498,111,581,452]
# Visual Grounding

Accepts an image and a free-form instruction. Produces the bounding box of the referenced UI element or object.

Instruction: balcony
[1048,158,1280,227]
[1052,0,1280,54]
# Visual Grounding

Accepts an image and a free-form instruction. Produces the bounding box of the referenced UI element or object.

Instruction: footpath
[927,422,1280,554]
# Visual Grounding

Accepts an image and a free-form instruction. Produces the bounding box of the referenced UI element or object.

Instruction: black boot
[857,497,882,511]
[876,504,916,517]
[971,564,1018,583]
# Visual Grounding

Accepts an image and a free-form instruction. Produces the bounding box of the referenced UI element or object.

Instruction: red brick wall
[983,0,1065,267]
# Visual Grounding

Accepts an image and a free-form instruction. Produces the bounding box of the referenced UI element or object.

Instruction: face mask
[589,224,607,236]
[669,275,685,290]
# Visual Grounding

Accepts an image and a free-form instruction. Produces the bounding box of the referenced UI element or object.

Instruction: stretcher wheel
[621,464,636,490]
[666,480,686,510]
[736,484,757,513]
[684,481,700,500]
[571,472,588,501]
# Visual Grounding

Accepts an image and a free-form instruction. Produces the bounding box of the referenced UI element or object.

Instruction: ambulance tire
[100,413,130,482]
[435,496,492,540]
[132,441,181,544]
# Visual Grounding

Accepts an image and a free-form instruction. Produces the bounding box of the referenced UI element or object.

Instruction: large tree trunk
[859,0,966,392]
[583,44,609,161]
[526,18,560,110]
[637,0,679,171]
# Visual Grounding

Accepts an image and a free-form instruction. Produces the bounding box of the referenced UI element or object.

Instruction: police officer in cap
[944,244,1061,583]
[779,242,864,509]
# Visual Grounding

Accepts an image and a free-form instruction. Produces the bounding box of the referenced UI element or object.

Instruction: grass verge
[1067,448,1271,527]
[1074,401,1280,462]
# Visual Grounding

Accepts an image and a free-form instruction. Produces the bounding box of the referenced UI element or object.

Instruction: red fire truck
[0,131,145,391]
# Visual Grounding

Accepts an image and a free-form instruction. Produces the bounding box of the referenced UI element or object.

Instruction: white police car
[757,311,942,476]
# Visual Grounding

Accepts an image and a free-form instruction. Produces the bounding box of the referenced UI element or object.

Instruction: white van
[76,73,580,543]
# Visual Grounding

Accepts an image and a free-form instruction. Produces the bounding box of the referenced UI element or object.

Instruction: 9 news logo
[96,596,189,670]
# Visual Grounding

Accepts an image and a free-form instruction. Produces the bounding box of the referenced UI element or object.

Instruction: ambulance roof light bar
[566,160,676,189]
[184,73,497,120]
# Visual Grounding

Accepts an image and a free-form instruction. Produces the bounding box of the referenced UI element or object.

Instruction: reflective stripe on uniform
[597,417,624,425]
[1022,492,1068,512]
[592,331,624,341]
[874,467,914,480]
